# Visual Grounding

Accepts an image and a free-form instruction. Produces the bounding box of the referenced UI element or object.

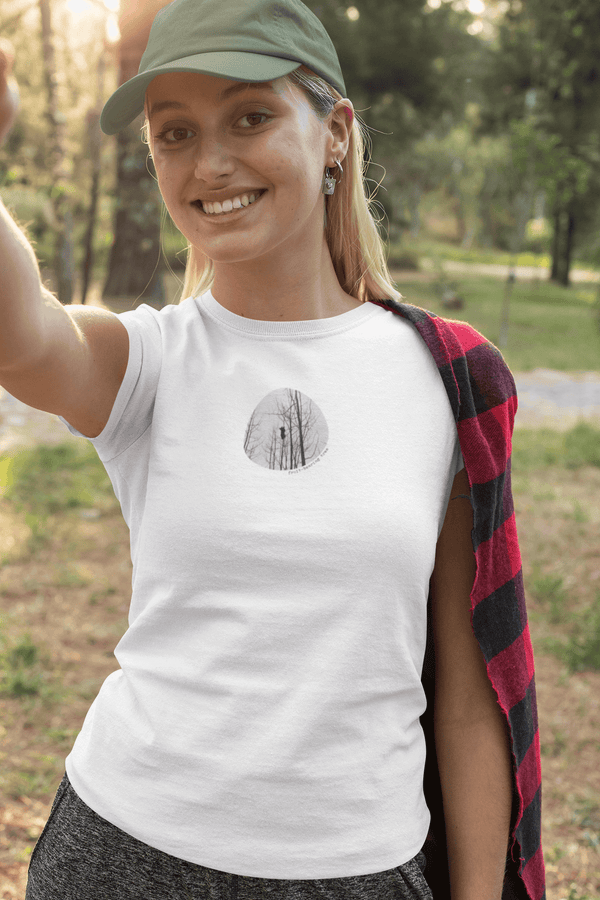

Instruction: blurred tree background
[1,0,599,306]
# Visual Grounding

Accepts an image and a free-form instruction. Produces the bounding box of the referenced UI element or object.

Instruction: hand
[0,39,20,146]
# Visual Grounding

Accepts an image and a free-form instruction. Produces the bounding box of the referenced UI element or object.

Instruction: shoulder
[370,299,517,412]
[120,297,194,324]
[370,298,496,359]
[118,296,199,338]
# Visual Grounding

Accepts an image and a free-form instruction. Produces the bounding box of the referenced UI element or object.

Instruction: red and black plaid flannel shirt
[370,299,545,900]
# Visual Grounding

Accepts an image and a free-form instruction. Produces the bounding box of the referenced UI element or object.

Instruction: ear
[141,113,153,158]
[328,99,354,164]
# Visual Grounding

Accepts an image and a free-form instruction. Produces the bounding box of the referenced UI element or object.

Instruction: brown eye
[156,127,194,144]
[239,113,269,128]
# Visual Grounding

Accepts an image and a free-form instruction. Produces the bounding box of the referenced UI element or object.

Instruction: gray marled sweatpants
[26,773,433,900]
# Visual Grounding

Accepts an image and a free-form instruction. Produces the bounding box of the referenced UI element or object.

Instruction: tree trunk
[80,111,101,305]
[550,208,561,282]
[103,0,171,305]
[39,0,74,305]
[452,193,467,245]
[550,207,575,287]
[408,181,421,237]
[562,211,575,287]
[81,44,109,304]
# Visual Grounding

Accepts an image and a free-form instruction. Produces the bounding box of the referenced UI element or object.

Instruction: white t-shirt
[62,291,463,879]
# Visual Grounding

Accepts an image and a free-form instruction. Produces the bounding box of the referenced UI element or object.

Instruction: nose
[193,136,235,182]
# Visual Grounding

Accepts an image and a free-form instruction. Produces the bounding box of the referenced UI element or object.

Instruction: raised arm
[430,467,513,900]
[0,42,128,438]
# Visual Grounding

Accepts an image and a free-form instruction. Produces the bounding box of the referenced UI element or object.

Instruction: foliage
[0,0,119,284]
[1,0,486,287]
[308,0,479,135]
[394,236,559,269]
[2,0,600,290]
[478,0,600,281]
[298,2,485,238]
[410,115,525,250]
[0,183,57,263]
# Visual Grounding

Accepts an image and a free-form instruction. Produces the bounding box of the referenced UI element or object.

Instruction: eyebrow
[148,82,276,117]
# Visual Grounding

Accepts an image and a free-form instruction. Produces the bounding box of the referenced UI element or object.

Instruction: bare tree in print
[243,408,262,462]
[292,390,307,467]
[244,388,328,470]
[265,390,320,470]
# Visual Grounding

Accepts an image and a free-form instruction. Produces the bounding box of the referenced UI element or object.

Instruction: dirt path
[440,260,600,284]
[513,369,600,430]
[0,391,87,454]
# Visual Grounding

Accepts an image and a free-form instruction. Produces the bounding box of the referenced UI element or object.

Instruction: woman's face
[145,71,352,267]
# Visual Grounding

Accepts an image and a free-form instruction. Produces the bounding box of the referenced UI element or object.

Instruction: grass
[391,272,600,372]
[512,423,600,471]
[389,235,600,275]
[512,424,600,674]
[0,442,115,517]
[0,442,118,560]
[531,574,569,625]
[0,629,46,698]
[545,600,600,674]
[0,444,122,704]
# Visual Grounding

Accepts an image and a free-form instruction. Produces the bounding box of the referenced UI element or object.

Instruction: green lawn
[392,274,600,372]
[389,235,600,274]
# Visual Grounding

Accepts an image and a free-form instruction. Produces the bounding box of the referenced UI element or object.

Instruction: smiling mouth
[192,189,268,217]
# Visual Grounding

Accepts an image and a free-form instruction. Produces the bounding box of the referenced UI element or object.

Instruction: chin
[188,230,291,265]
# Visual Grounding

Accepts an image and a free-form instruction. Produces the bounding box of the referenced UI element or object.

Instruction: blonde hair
[149,66,401,304]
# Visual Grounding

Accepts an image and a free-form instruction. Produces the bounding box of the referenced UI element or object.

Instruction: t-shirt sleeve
[59,304,163,462]
[455,445,465,474]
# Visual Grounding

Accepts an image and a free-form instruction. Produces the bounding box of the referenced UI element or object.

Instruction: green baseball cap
[100,0,347,135]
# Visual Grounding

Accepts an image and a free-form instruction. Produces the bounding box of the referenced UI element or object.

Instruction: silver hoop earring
[322,159,344,195]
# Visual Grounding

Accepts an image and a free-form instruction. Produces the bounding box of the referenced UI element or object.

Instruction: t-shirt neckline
[196,289,380,338]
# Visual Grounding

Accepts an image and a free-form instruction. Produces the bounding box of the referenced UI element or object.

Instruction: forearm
[0,198,50,371]
[0,50,50,371]
[435,705,513,900]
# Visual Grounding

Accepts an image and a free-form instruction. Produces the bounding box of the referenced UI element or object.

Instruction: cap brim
[100,52,302,135]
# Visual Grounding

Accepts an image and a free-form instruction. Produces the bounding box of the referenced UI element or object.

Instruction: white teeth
[202,191,262,215]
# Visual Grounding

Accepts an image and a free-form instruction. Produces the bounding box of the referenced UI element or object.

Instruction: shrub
[388,250,420,271]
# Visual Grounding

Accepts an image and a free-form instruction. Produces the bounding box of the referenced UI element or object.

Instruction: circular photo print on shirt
[244,389,329,471]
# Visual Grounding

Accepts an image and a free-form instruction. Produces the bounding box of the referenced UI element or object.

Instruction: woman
[0,1,544,898]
